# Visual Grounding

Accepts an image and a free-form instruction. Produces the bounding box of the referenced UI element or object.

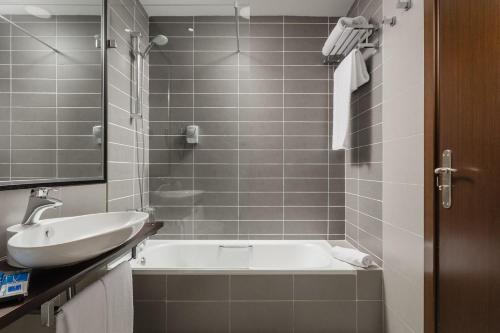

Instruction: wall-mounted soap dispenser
[186,125,199,144]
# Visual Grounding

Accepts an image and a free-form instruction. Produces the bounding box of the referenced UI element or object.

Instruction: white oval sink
[7,211,148,268]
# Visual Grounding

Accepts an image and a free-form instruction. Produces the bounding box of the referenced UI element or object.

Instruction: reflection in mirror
[0,0,105,188]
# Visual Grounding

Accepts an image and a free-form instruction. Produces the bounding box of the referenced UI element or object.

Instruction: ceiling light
[188,27,194,32]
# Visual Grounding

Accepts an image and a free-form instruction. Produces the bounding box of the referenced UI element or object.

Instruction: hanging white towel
[101,262,134,333]
[331,246,374,268]
[322,16,369,57]
[56,280,107,333]
[332,49,370,150]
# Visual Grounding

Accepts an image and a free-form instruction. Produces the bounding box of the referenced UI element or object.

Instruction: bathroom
[0,0,497,332]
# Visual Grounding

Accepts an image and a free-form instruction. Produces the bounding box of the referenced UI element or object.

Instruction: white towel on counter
[56,280,107,333]
[332,49,370,150]
[331,246,373,268]
[322,16,369,56]
[101,262,134,333]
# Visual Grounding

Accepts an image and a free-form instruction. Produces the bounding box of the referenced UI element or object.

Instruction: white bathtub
[131,240,355,274]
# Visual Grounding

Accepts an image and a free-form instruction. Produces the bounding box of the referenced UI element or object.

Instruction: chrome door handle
[434,167,457,174]
[435,150,457,209]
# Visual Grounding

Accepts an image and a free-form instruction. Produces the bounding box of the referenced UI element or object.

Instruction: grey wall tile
[134,301,166,333]
[284,220,328,235]
[167,275,229,300]
[294,301,356,333]
[294,275,356,300]
[357,269,383,300]
[133,275,166,301]
[167,301,229,333]
[239,220,283,235]
[149,15,344,239]
[231,302,293,333]
[357,301,384,333]
[133,270,384,332]
[345,0,385,265]
[231,275,293,300]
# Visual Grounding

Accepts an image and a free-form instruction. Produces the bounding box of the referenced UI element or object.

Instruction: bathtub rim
[131,239,373,275]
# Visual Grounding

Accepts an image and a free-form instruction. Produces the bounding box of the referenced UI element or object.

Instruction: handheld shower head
[143,34,168,56]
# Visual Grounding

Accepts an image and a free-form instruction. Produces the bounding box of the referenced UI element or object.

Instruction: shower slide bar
[0,13,60,53]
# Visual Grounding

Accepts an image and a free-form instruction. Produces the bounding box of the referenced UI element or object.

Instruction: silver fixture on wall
[94,34,101,48]
[144,34,169,57]
[382,16,397,26]
[322,24,379,65]
[185,125,199,144]
[435,149,458,209]
[107,39,117,48]
[129,31,168,119]
[21,188,63,226]
[233,1,250,52]
[128,31,168,211]
[234,2,240,52]
[382,0,412,28]
[396,0,412,11]
[93,125,103,145]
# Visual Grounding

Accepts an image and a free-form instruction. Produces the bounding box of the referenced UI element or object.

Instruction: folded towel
[332,49,370,150]
[56,280,107,333]
[101,262,134,333]
[331,246,373,268]
[322,16,369,56]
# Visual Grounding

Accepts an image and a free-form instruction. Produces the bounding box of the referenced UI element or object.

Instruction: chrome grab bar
[219,245,253,249]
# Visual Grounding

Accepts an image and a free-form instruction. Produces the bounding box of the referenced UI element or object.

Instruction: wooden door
[437,0,500,331]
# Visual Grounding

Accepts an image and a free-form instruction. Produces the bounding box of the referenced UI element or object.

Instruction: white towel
[56,280,107,333]
[331,246,373,268]
[332,49,370,150]
[322,16,369,56]
[101,262,134,333]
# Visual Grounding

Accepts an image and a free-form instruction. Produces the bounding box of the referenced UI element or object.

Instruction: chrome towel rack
[322,24,379,65]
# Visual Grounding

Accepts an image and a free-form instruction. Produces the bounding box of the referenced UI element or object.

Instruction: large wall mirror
[0,0,106,189]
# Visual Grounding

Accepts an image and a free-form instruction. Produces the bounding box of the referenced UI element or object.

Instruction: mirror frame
[0,0,108,191]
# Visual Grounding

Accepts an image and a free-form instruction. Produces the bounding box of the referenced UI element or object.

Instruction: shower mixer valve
[186,125,199,144]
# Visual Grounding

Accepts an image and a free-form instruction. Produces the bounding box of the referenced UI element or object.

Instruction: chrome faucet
[21,188,63,225]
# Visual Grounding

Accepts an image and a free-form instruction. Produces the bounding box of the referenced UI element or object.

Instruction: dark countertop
[0,222,162,329]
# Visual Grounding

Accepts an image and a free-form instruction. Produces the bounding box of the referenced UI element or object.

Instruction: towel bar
[322,23,379,66]
[38,246,138,328]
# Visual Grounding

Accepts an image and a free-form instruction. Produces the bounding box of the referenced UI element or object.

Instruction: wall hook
[396,0,412,11]
[382,16,397,27]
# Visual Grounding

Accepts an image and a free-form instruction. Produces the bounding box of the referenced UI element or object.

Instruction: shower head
[143,34,168,56]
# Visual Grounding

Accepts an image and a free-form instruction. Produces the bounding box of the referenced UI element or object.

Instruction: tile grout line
[165,274,168,332]
[326,16,331,240]
[355,271,359,333]
[8,17,12,182]
[281,16,285,240]
[148,16,344,239]
[132,4,137,210]
[192,15,196,234]
[236,17,240,238]
[292,274,295,333]
[55,15,59,179]
[228,275,232,332]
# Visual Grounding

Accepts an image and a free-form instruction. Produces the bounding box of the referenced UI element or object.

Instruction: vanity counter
[0,222,162,329]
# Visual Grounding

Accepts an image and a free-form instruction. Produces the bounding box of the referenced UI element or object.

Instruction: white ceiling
[0,0,101,16]
[0,0,355,18]
[142,0,355,17]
